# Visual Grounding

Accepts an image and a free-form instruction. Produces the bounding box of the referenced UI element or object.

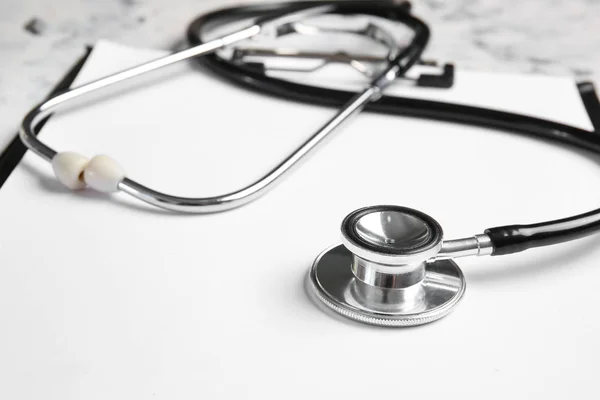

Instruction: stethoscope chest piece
[309,205,465,327]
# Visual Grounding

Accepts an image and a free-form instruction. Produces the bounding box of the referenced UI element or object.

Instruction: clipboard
[2,41,600,399]
[0,49,91,188]
[3,45,600,188]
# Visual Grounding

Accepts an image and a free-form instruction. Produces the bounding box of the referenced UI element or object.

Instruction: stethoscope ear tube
[20,1,425,214]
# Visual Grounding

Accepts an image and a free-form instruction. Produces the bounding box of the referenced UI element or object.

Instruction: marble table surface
[1,0,599,149]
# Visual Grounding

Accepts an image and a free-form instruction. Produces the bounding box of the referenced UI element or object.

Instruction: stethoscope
[17,1,600,326]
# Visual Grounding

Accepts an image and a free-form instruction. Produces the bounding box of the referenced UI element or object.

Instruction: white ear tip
[52,152,89,190]
[83,155,125,193]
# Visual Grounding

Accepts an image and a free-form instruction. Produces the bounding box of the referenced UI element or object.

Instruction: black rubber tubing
[187,1,600,256]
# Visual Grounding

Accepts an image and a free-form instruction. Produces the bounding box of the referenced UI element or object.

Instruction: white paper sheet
[0,40,598,399]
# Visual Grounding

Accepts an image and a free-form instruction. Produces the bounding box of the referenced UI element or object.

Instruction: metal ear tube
[309,205,493,326]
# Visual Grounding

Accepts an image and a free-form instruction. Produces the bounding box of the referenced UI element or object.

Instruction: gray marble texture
[1,0,599,148]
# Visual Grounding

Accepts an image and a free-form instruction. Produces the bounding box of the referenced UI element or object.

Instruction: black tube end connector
[416,63,454,89]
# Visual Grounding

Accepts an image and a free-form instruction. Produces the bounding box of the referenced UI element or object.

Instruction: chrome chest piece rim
[309,205,466,327]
